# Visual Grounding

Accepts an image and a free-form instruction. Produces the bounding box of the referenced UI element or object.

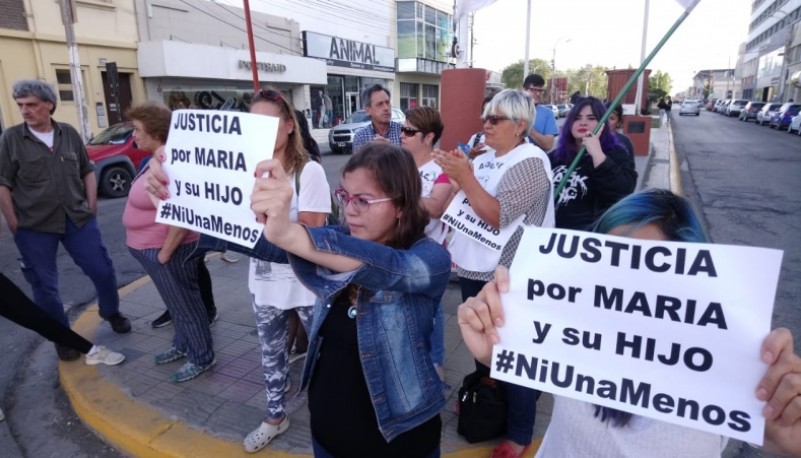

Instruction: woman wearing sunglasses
[433,89,555,458]
[401,106,452,380]
[549,96,637,231]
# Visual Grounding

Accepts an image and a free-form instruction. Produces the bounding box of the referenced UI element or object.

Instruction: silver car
[328,108,405,154]
[679,100,701,116]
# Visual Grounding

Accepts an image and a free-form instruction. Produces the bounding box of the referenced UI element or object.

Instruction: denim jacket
[194,227,451,441]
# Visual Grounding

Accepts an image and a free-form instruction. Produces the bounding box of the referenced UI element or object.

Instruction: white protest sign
[442,190,525,252]
[155,109,277,248]
[491,227,783,444]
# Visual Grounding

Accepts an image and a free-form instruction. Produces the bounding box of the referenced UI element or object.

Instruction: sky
[469,0,751,92]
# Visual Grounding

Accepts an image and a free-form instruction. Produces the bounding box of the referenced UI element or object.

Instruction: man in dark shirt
[0,80,131,361]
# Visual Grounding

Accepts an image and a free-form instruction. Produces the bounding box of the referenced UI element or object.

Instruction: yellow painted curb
[59,274,539,457]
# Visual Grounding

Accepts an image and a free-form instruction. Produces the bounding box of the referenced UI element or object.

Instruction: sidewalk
[59,125,677,457]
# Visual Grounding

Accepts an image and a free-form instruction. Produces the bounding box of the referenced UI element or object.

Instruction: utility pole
[59,0,92,142]
[523,0,531,78]
[634,0,650,115]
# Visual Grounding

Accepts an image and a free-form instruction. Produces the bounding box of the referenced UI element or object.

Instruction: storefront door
[346,92,359,117]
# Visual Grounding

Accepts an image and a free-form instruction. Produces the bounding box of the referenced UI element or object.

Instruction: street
[671,110,801,351]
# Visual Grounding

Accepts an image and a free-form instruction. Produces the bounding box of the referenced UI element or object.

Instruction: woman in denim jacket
[177,144,451,456]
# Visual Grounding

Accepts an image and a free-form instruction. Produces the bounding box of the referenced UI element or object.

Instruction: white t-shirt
[30,128,55,149]
[248,161,331,309]
[536,396,727,458]
[418,160,449,245]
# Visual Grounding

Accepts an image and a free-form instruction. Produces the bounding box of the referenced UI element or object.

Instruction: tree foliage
[647,70,673,104]
[566,65,610,100]
[499,59,675,106]
[501,58,553,89]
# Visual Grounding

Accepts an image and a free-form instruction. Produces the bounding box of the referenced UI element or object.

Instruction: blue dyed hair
[592,189,707,243]
[552,96,623,163]
[590,189,706,426]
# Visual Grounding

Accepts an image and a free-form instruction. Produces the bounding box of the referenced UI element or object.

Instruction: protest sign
[155,110,277,248]
[491,227,783,444]
[442,190,525,252]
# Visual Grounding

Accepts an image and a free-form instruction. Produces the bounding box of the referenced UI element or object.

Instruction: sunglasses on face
[482,115,512,125]
[401,126,423,137]
[334,188,393,212]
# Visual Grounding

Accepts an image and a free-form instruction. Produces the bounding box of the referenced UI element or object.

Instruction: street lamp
[551,36,572,103]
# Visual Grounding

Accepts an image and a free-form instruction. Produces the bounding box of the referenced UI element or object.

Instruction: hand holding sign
[251,159,293,244]
[759,328,801,455]
[457,266,509,366]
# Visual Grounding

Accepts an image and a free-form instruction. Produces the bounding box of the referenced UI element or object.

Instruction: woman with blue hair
[549,96,637,231]
[457,189,801,457]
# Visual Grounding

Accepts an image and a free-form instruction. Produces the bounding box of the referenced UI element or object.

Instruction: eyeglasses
[400,126,423,137]
[525,87,545,94]
[482,115,512,125]
[334,189,393,212]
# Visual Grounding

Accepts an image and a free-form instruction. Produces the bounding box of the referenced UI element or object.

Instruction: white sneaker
[243,417,290,453]
[85,346,126,366]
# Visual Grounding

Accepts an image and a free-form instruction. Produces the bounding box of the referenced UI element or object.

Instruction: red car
[85,122,150,198]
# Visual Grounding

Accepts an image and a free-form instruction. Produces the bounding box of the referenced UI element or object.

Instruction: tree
[567,65,610,99]
[646,70,673,107]
[501,58,553,89]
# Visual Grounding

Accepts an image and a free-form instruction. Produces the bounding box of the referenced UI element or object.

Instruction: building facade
[134,0,326,121]
[691,69,737,100]
[0,0,142,135]
[742,0,801,101]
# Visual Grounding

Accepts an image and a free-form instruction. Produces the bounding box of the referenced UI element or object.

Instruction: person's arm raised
[251,159,362,273]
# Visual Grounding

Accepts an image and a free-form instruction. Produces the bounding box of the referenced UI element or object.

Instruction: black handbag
[457,370,507,443]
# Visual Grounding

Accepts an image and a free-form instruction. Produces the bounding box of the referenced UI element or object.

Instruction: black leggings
[0,273,93,353]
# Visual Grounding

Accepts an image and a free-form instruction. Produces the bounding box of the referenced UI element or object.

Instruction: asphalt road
[672,110,800,457]
[672,110,801,348]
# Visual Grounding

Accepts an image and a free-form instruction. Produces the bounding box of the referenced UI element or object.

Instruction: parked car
[705,98,718,111]
[678,99,701,116]
[768,103,801,130]
[715,99,729,113]
[738,102,765,122]
[328,108,405,154]
[725,99,748,117]
[757,103,783,125]
[86,122,150,198]
[556,104,570,117]
[786,112,801,135]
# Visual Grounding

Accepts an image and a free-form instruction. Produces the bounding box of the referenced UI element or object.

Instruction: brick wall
[0,0,28,31]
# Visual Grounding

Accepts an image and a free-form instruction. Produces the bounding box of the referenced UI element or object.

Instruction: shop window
[396,1,452,62]
[422,84,438,109]
[400,83,419,110]
[56,69,74,102]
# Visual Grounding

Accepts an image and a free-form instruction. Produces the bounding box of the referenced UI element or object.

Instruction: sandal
[243,417,290,453]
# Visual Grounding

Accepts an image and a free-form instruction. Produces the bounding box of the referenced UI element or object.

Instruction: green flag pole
[553,8,694,202]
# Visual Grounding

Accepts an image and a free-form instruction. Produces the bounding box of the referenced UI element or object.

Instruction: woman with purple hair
[548,96,637,230]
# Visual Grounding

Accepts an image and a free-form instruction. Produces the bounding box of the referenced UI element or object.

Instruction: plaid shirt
[352,121,403,153]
